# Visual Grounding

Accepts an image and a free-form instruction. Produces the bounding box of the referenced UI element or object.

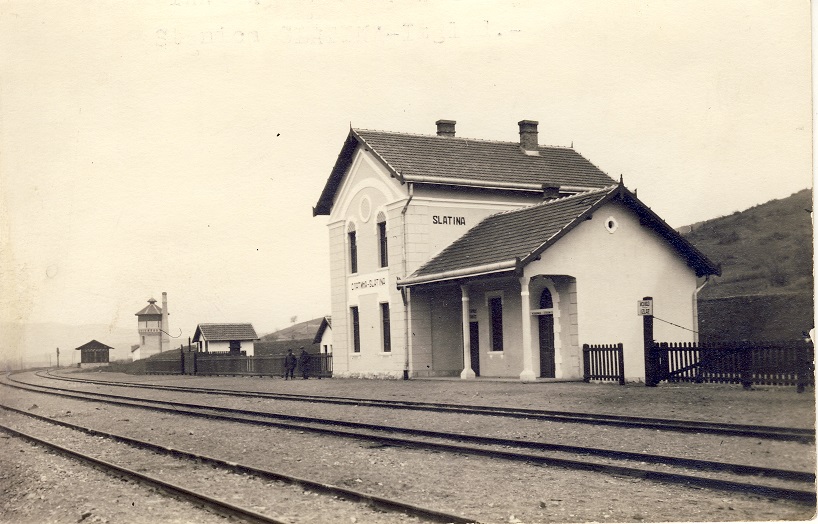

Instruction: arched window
[540,288,553,309]
[347,222,358,274]
[376,212,388,268]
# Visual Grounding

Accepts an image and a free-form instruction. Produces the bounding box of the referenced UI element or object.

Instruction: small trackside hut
[313,119,720,381]
[75,340,112,368]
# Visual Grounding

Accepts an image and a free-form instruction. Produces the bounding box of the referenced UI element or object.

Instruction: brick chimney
[518,120,539,151]
[436,119,456,137]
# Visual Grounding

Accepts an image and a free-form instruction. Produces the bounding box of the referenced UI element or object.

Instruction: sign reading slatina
[637,299,653,316]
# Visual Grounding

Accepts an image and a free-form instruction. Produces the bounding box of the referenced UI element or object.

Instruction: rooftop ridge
[353,127,576,151]
[488,184,618,219]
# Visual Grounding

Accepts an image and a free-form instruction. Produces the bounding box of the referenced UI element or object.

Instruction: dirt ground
[1,371,815,523]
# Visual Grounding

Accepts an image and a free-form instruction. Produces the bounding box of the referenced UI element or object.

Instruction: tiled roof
[312,315,332,344]
[412,187,616,278]
[355,129,616,188]
[313,128,617,215]
[135,299,162,316]
[401,184,720,286]
[193,323,258,342]
[75,339,113,350]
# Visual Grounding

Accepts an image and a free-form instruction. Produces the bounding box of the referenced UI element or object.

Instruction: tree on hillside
[289,316,298,340]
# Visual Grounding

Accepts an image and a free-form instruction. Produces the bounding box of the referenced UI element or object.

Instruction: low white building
[193,323,259,356]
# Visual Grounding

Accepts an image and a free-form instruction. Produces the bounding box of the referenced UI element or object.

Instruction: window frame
[348,230,358,274]
[350,306,361,353]
[377,219,388,268]
[488,294,504,352]
[380,302,391,353]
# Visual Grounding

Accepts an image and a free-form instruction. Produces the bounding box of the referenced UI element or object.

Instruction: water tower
[133,292,169,360]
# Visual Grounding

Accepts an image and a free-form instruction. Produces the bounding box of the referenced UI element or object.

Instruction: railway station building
[313,119,719,381]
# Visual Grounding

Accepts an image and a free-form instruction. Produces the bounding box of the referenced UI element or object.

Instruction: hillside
[680,188,814,341]
[260,317,324,342]
[0,322,136,368]
[682,188,814,299]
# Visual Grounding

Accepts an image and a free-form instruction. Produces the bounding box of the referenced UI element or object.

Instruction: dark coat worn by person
[298,348,311,379]
[284,349,297,380]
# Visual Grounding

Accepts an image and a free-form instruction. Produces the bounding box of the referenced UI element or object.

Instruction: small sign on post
[637,299,653,316]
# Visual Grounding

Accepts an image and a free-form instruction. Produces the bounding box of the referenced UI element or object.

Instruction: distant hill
[0,322,136,369]
[682,188,813,299]
[260,317,324,342]
[679,188,814,341]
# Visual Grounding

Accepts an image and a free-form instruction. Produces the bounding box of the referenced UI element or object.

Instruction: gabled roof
[398,183,720,288]
[313,128,617,215]
[75,340,113,350]
[135,298,162,316]
[312,316,332,344]
[193,323,259,342]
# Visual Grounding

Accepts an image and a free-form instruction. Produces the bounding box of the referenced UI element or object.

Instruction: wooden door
[538,289,555,378]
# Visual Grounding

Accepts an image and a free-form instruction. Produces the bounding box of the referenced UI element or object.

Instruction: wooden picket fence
[652,340,813,391]
[583,343,625,384]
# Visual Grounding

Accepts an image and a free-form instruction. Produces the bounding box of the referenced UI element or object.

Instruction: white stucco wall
[203,339,255,356]
[136,331,162,360]
[523,200,698,381]
[411,200,699,381]
[317,325,333,353]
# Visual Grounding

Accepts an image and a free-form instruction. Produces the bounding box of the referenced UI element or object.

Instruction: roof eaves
[397,258,519,288]
[623,191,721,277]
[402,174,543,191]
[352,129,405,184]
[519,186,618,266]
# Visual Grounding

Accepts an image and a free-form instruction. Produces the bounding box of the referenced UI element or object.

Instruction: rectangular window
[489,296,503,351]
[348,231,358,273]
[378,221,388,268]
[351,306,361,353]
[381,302,391,352]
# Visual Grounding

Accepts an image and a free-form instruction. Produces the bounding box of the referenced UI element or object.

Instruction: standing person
[284,348,297,380]
[298,347,311,380]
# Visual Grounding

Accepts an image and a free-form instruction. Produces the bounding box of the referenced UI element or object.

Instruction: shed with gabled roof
[75,340,112,368]
[193,323,259,356]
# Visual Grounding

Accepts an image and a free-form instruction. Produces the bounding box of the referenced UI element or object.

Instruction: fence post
[642,296,656,386]
[796,340,811,394]
[582,344,590,382]
[740,343,753,390]
[617,343,625,385]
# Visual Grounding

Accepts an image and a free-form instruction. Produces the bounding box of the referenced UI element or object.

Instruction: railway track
[5,372,816,505]
[38,370,814,443]
[0,404,476,523]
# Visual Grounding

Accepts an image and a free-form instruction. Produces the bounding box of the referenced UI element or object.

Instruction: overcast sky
[0,0,812,355]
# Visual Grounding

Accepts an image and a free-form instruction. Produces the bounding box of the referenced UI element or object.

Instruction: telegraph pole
[56,347,60,369]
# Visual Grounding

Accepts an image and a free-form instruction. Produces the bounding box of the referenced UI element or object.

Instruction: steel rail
[0,403,478,524]
[0,420,288,524]
[40,370,814,442]
[4,375,816,504]
[10,374,816,482]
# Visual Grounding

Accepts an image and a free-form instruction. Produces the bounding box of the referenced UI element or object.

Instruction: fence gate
[647,340,814,392]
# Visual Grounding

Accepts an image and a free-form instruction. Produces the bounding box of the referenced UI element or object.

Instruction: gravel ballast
[1,370,814,523]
